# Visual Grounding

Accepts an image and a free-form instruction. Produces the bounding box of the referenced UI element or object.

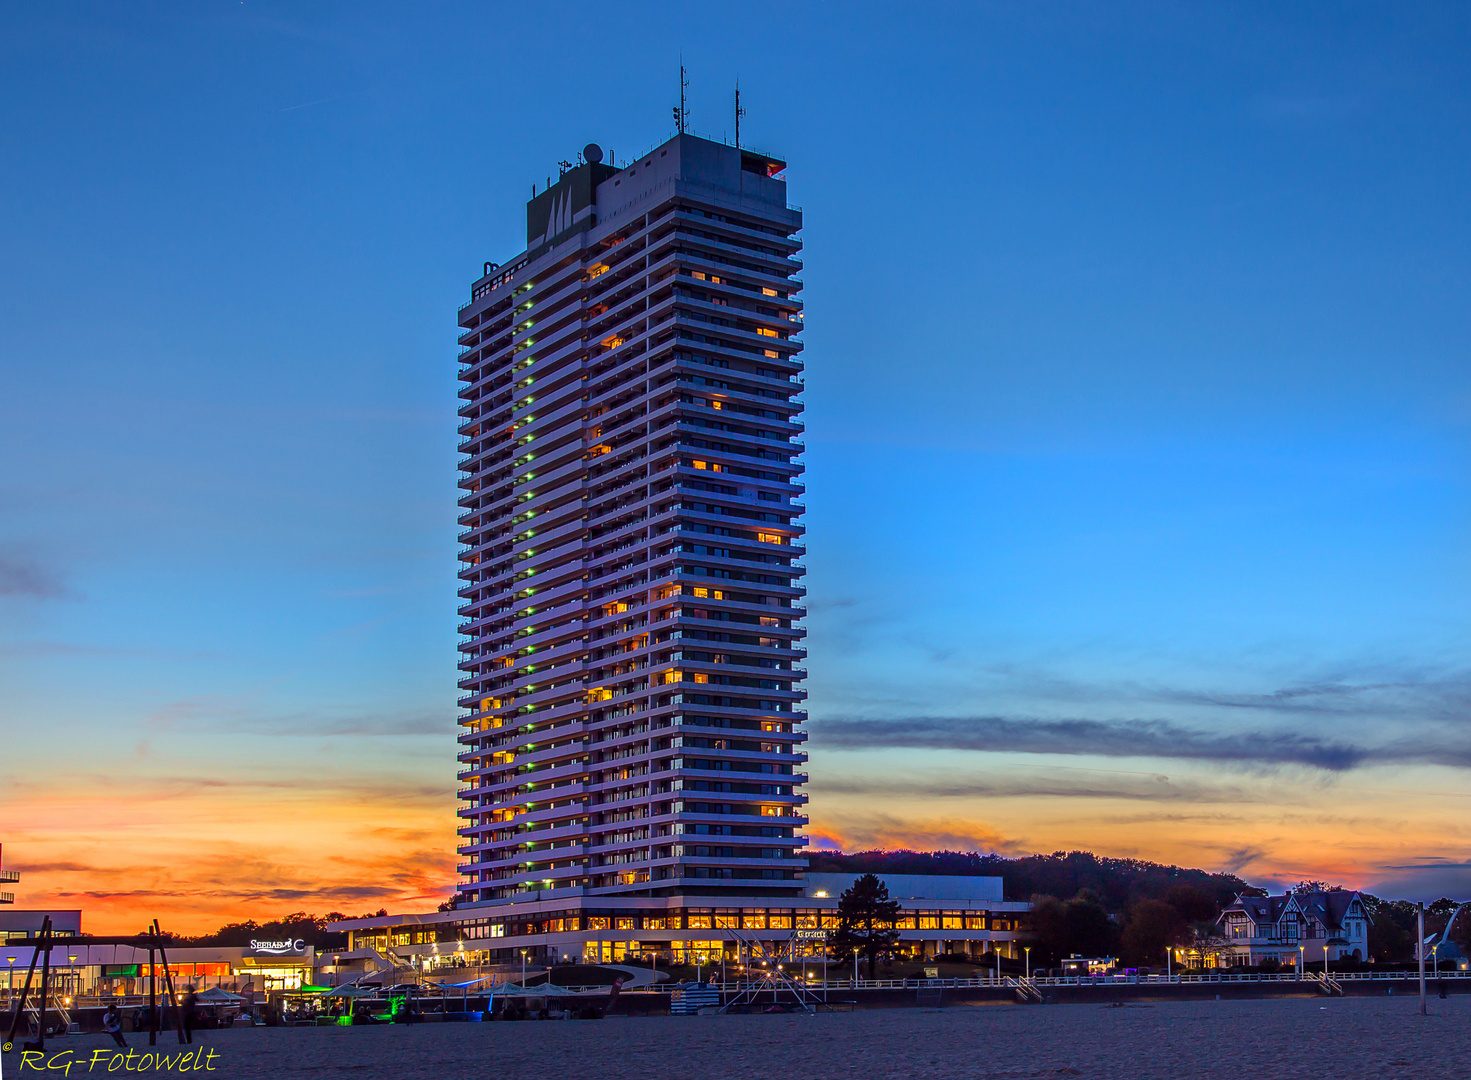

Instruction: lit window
[692,674,708,684]
[691,271,706,280]
[762,287,778,297]
[692,587,709,598]
[588,264,609,279]
[757,327,778,338]
[756,532,783,544]
[692,460,708,469]
[764,350,779,359]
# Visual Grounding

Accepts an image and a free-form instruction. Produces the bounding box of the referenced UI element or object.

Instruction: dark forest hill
[806,849,1257,910]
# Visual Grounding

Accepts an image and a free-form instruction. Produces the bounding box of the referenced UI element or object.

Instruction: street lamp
[519,949,527,986]
[852,948,859,986]
[1323,943,1329,982]
[1024,946,1031,981]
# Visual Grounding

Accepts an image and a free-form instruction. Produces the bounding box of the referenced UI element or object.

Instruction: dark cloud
[1366,860,1471,903]
[1216,845,1272,876]
[808,772,1266,805]
[816,715,1372,770]
[0,551,72,599]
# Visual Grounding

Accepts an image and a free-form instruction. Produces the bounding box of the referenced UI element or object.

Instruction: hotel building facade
[453,133,809,929]
[329,131,1030,968]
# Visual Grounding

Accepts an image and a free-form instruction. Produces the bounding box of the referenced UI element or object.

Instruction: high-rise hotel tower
[453,133,808,939]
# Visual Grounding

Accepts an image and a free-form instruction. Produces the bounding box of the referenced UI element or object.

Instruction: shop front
[238,938,316,992]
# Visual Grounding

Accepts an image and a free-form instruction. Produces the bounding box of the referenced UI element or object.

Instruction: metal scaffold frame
[3,917,189,1053]
[718,927,833,1013]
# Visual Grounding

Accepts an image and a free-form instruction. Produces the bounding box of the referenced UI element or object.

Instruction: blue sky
[1,2,1468,928]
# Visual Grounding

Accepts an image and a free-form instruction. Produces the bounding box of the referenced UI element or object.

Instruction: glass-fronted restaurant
[331,874,1030,971]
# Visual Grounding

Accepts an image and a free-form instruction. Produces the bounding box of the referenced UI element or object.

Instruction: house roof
[1218,890,1371,929]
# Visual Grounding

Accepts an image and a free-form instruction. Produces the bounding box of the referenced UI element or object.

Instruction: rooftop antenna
[735,80,745,150]
[673,61,688,135]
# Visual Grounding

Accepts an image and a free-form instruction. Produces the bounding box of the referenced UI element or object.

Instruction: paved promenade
[4,995,1466,1079]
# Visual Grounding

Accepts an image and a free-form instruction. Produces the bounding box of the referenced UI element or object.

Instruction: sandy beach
[5,996,1467,1080]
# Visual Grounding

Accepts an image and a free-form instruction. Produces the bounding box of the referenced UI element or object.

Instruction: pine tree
[831,873,901,978]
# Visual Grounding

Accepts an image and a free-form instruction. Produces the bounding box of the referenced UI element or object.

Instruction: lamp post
[1323,943,1329,983]
[1298,945,1304,981]
[852,948,859,987]
[519,949,527,986]
[1417,903,1427,1016]
[1166,947,1171,981]
[1024,946,1031,982]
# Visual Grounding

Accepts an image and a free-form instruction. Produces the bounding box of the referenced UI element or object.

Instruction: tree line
[143,910,387,952]
[815,850,1470,969]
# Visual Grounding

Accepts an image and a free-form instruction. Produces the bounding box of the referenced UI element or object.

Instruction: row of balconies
[459,271,803,429]
[457,389,807,534]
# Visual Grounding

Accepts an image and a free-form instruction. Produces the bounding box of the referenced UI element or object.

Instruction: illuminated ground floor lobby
[327,874,1033,976]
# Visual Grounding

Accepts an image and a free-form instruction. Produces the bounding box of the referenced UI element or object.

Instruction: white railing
[653,970,1471,992]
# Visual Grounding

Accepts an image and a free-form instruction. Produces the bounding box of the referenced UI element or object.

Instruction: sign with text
[794,929,829,941]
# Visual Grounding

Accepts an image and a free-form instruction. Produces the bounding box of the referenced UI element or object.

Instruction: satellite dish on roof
[583,143,604,165]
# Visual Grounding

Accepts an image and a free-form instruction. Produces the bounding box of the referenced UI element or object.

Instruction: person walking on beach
[102,1003,127,1048]
[182,986,198,1043]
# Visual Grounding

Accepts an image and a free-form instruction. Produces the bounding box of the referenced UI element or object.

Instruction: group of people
[100,987,202,1048]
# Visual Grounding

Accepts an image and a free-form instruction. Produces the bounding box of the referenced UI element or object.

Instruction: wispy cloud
[0,550,74,599]
[815,710,1471,772]
[809,813,1025,856]
[808,769,1268,805]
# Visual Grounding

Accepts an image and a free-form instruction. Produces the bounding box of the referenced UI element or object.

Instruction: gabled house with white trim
[1217,890,1371,967]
